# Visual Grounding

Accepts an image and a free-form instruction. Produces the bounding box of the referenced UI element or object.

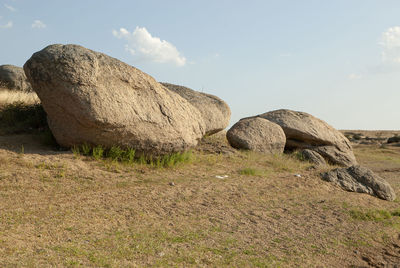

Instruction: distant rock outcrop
[161,83,231,135]
[259,109,357,166]
[387,136,400,144]
[321,165,396,201]
[0,65,32,92]
[226,117,286,154]
[24,44,206,155]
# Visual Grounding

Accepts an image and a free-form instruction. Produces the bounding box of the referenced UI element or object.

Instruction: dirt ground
[0,132,400,267]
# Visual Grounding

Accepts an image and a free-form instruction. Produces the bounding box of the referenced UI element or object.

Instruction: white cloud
[32,20,46,29]
[113,26,186,66]
[380,26,400,63]
[348,73,362,80]
[4,4,16,12]
[0,20,12,29]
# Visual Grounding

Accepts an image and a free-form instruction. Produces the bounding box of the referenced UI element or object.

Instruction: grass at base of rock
[72,143,194,168]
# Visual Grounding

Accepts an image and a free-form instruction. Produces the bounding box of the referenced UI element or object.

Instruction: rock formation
[0,65,32,92]
[259,109,357,166]
[24,44,205,155]
[161,83,231,135]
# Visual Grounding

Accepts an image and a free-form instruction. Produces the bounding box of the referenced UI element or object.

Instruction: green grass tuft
[92,145,104,160]
[349,209,392,222]
[107,146,124,161]
[123,148,136,163]
[239,167,261,176]
[81,143,91,156]
[71,143,192,168]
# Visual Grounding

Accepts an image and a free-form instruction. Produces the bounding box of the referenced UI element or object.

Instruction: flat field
[0,132,400,267]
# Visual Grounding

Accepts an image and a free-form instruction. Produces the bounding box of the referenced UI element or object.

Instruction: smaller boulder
[0,65,32,92]
[259,109,357,167]
[301,149,326,166]
[226,117,286,154]
[161,83,231,135]
[321,165,396,201]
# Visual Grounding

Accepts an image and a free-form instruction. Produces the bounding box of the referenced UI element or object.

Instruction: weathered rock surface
[24,44,206,155]
[0,65,32,92]
[259,109,357,166]
[312,146,356,167]
[226,117,286,154]
[301,149,326,166]
[321,165,396,201]
[161,83,231,135]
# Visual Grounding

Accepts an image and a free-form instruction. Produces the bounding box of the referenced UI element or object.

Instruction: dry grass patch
[0,88,39,106]
[0,134,400,266]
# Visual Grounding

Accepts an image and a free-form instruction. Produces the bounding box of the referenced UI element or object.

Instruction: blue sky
[1,0,399,130]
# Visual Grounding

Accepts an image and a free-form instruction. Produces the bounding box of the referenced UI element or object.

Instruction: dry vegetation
[0,131,400,267]
[1,96,400,266]
[0,87,39,106]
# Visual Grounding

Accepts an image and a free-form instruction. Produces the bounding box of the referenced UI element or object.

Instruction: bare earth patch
[0,133,400,267]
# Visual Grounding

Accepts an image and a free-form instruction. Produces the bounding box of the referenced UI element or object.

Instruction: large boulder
[226,117,286,154]
[0,65,32,92]
[259,109,357,166]
[24,44,206,155]
[321,165,396,201]
[161,83,231,135]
